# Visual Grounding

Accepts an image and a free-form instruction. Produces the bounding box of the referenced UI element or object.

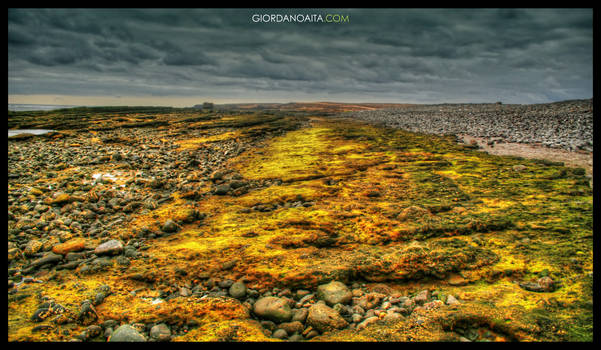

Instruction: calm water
[8,104,79,111]
[8,129,55,137]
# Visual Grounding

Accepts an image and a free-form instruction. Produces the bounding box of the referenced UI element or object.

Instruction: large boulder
[306,302,348,333]
[316,281,352,306]
[253,296,292,323]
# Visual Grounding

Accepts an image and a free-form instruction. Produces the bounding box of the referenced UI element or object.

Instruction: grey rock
[215,184,231,195]
[291,308,308,323]
[229,281,247,299]
[316,281,352,306]
[161,220,178,233]
[149,323,171,342]
[109,324,146,342]
[94,240,124,256]
[253,296,293,323]
[413,290,430,305]
[30,252,62,267]
[272,329,288,339]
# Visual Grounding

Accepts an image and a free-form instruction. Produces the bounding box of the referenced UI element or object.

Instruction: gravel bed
[336,99,593,152]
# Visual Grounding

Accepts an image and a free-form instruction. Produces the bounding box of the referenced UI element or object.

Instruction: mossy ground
[8,113,593,341]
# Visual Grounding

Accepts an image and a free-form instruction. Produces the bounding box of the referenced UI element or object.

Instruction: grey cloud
[7,8,593,104]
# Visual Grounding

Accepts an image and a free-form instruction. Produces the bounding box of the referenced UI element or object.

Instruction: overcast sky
[8,8,593,106]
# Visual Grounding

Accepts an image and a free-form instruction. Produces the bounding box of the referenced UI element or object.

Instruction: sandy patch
[459,134,593,187]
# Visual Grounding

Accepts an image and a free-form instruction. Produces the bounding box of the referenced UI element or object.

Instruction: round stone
[109,324,146,342]
[149,323,171,342]
[229,281,247,299]
[272,329,288,339]
[316,281,352,306]
[161,220,178,233]
[253,297,293,323]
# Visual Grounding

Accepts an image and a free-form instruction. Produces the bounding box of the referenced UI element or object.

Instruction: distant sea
[8,104,80,111]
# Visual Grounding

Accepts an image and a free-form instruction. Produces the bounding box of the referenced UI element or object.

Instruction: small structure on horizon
[193,102,214,110]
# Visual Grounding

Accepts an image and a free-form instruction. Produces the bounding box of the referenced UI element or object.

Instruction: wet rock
[210,170,226,182]
[78,301,98,325]
[537,276,556,291]
[446,295,460,305]
[413,290,430,305]
[23,240,44,256]
[278,321,304,335]
[229,281,247,299]
[520,277,556,292]
[86,325,103,338]
[149,323,171,342]
[306,302,348,333]
[288,333,304,342]
[291,308,308,323]
[272,329,288,339]
[94,239,124,256]
[214,184,231,195]
[161,220,178,233]
[179,287,191,297]
[94,292,107,306]
[448,273,468,286]
[316,281,352,306]
[356,316,379,331]
[253,296,293,323]
[260,320,276,331]
[31,307,52,322]
[52,238,86,255]
[229,180,247,189]
[382,312,403,323]
[353,292,386,310]
[30,252,62,267]
[109,324,146,342]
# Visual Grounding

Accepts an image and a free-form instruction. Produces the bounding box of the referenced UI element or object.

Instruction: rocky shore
[7,108,594,342]
[337,99,593,153]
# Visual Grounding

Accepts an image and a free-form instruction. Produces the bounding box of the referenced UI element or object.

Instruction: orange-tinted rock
[52,239,86,255]
[448,273,468,286]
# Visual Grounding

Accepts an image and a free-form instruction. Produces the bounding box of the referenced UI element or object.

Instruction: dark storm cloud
[8,8,593,104]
